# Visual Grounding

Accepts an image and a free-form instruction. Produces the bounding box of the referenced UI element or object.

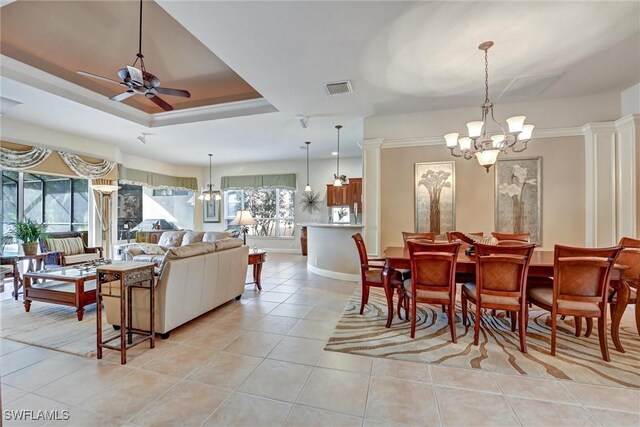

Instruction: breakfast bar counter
[300,223,363,282]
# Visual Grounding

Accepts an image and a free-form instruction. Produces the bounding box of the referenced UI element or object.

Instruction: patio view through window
[224,188,295,237]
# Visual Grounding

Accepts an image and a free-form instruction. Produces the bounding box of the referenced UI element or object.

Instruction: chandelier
[198,153,221,201]
[444,41,534,172]
[333,125,347,187]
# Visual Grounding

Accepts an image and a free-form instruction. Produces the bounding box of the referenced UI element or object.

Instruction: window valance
[0,144,52,171]
[59,151,116,178]
[220,173,296,190]
[118,165,198,192]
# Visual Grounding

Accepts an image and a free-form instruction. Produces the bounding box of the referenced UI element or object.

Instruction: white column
[362,139,383,256]
[615,114,640,240]
[583,122,618,246]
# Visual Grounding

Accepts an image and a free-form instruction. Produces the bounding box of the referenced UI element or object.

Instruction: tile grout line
[490,370,526,427]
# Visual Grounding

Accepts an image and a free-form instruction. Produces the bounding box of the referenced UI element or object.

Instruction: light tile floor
[1,254,639,426]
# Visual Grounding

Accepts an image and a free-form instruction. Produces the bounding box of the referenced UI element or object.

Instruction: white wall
[621,83,640,117]
[198,157,362,252]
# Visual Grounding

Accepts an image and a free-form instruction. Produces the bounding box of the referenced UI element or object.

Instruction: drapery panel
[0,145,51,171]
[59,151,116,178]
[118,165,198,191]
[220,173,296,190]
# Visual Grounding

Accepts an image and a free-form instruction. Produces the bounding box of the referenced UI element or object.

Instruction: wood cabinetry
[326,177,363,210]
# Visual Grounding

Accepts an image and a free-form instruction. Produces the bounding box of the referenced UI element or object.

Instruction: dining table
[381,246,631,353]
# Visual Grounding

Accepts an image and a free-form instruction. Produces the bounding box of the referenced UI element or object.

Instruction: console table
[96,262,155,365]
[248,250,267,290]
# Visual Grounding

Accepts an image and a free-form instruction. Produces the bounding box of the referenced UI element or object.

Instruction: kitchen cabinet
[326,177,363,209]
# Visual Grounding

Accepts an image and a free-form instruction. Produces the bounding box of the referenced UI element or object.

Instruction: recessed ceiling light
[331,152,338,156]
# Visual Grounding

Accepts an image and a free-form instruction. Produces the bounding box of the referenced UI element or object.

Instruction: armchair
[40,231,103,266]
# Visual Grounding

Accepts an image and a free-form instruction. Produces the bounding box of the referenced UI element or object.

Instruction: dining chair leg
[598,314,610,362]
[360,284,369,315]
[524,303,529,332]
[510,311,517,332]
[585,317,593,337]
[461,293,468,327]
[404,293,409,321]
[550,309,557,356]
[441,305,446,313]
[396,288,404,320]
[473,303,481,346]
[518,308,527,353]
[447,303,457,343]
[635,299,640,337]
[410,297,417,338]
[574,317,582,337]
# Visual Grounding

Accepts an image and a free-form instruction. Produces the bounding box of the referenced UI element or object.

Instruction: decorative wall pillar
[615,114,639,240]
[584,114,639,246]
[362,139,383,256]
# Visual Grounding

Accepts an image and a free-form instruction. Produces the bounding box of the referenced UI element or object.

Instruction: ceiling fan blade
[127,66,144,86]
[77,70,122,85]
[110,91,135,102]
[149,95,174,111]
[155,87,191,98]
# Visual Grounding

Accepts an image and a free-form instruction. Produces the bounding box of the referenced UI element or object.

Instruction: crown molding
[615,113,640,129]
[582,121,618,134]
[1,55,277,128]
[368,127,584,150]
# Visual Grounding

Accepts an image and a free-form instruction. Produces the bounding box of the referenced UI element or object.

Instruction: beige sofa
[104,238,248,338]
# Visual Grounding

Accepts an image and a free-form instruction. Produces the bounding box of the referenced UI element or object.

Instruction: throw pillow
[46,237,85,255]
[465,233,498,245]
[136,243,166,256]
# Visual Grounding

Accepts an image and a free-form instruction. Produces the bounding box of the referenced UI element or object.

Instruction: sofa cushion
[132,254,166,268]
[158,231,186,248]
[136,243,166,256]
[214,238,243,251]
[182,231,205,246]
[46,237,85,255]
[202,231,233,243]
[166,242,217,260]
[63,253,100,265]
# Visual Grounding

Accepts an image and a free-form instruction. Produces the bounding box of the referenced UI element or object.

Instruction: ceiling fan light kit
[76,0,191,112]
[444,41,534,172]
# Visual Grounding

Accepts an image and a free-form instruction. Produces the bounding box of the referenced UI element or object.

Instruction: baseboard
[306,264,359,282]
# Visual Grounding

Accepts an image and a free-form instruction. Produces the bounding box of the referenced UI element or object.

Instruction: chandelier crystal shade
[198,153,221,201]
[304,141,312,192]
[444,41,534,172]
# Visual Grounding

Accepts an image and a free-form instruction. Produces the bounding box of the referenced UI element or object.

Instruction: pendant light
[333,125,343,187]
[198,154,221,201]
[304,141,312,192]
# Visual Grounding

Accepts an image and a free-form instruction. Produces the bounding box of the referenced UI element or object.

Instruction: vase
[22,242,39,256]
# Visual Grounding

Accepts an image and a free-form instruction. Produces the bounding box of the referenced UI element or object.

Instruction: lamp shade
[475,149,500,171]
[304,184,312,192]
[333,179,342,187]
[444,133,459,148]
[506,116,526,133]
[520,124,534,141]
[230,210,258,226]
[466,121,484,138]
[491,134,505,148]
[458,137,472,151]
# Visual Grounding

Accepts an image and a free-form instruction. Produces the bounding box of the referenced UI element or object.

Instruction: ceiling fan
[77,0,190,112]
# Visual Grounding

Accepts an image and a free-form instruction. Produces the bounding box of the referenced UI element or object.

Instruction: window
[1,171,89,238]
[224,188,295,237]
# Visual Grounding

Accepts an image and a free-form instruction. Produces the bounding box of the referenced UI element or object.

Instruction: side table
[247,250,267,290]
[96,261,155,365]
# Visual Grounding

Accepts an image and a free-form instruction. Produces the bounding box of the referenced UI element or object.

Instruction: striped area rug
[325,288,640,388]
[0,299,111,357]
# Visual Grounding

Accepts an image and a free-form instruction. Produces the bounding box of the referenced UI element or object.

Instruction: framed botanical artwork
[203,192,221,223]
[415,161,455,238]
[495,157,541,243]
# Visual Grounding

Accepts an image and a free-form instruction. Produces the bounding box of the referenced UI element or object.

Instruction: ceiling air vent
[324,80,353,96]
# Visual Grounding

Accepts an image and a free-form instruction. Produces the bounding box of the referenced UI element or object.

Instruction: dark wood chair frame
[528,244,622,361]
[462,242,536,353]
[353,233,405,319]
[402,231,436,244]
[404,241,461,340]
[608,237,640,337]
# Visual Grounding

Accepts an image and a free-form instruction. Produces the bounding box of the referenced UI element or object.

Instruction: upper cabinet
[326,177,362,210]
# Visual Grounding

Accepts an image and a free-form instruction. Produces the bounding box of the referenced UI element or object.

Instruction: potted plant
[8,218,47,255]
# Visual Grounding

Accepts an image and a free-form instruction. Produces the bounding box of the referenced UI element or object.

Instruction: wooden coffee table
[248,250,267,290]
[23,265,97,321]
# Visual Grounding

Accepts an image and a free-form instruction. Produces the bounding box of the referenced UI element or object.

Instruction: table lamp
[230,210,257,245]
[92,180,120,260]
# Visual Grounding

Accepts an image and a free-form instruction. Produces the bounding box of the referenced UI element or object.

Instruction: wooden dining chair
[527,244,622,361]
[403,241,461,340]
[352,233,405,318]
[402,231,436,245]
[491,232,530,242]
[609,237,640,336]
[461,242,536,352]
